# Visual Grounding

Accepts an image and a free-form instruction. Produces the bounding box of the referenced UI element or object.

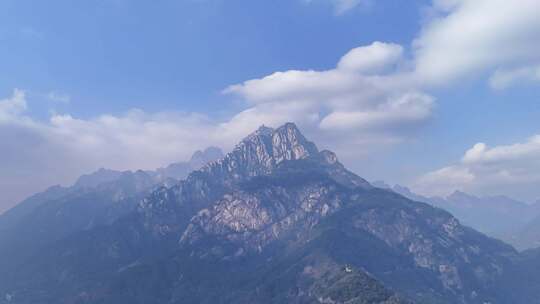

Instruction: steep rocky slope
[0,148,223,277]
[0,123,520,304]
[386,184,540,249]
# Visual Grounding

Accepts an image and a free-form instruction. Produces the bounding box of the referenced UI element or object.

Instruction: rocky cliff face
[197,123,320,180]
[0,123,522,304]
[134,123,516,303]
[177,174,515,303]
[180,177,345,255]
[139,123,370,240]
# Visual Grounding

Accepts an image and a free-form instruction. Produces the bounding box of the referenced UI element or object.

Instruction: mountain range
[1,123,540,303]
[0,147,223,275]
[372,182,540,250]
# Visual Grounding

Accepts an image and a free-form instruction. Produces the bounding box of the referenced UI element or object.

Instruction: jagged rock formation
[139,123,370,241]
[0,123,525,304]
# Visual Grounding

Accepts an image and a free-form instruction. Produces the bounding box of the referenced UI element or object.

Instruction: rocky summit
[0,123,531,304]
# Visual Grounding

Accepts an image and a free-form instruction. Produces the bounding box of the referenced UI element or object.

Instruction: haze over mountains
[0,147,223,277]
[3,0,540,303]
[371,181,540,250]
[2,123,540,304]
[427,191,540,250]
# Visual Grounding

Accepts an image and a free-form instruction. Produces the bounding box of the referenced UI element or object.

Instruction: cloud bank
[224,41,434,150]
[407,0,540,200]
[414,0,540,87]
[4,0,540,210]
[1,41,434,211]
[414,136,540,201]
[0,90,222,212]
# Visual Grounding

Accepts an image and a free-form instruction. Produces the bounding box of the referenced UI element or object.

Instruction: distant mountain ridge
[0,146,224,229]
[372,182,540,250]
[513,213,540,250]
[72,146,225,190]
[0,123,527,304]
[0,147,223,276]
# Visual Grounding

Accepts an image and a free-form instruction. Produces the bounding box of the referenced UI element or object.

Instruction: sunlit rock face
[136,123,515,303]
[139,122,370,239]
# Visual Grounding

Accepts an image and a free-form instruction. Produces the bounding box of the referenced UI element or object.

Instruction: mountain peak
[244,122,302,141]
[236,122,318,165]
[271,122,318,162]
[447,190,478,202]
[273,122,302,139]
[74,168,123,189]
[254,124,275,136]
[189,146,224,167]
[193,122,371,191]
[188,122,369,189]
[276,121,299,132]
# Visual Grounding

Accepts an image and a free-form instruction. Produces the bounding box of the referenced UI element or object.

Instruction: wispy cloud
[224,41,434,153]
[303,0,369,15]
[413,135,540,201]
[413,0,540,87]
[0,89,222,211]
[489,65,540,90]
[5,0,540,210]
[333,0,365,14]
[46,91,71,103]
[0,89,27,121]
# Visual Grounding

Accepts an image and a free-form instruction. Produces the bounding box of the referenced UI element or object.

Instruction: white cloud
[415,166,475,196]
[1,41,430,212]
[0,42,435,209]
[413,135,540,200]
[462,137,540,166]
[413,0,540,87]
[370,0,540,199]
[47,91,71,103]
[6,0,540,210]
[333,0,365,14]
[0,89,27,121]
[303,0,368,15]
[337,42,404,74]
[0,89,229,212]
[225,41,434,146]
[303,0,540,89]
[45,110,221,170]
[489,65,540,89]
[319,92,433,131]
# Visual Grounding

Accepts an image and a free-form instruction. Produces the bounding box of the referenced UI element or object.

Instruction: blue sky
[0,0,423,117]
[1,0,540,211]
